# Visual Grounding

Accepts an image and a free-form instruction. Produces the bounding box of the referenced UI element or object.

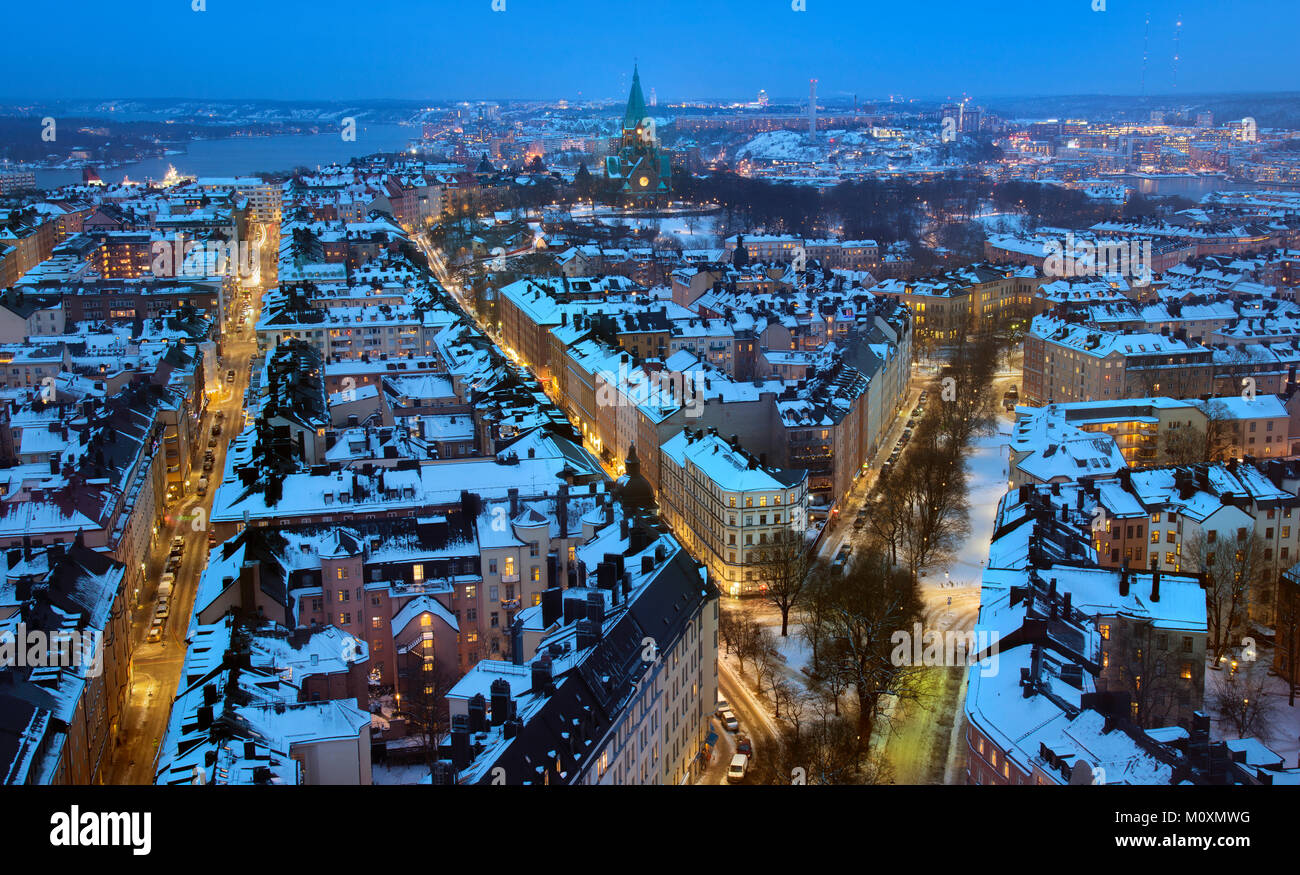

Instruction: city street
[102,286,264,784]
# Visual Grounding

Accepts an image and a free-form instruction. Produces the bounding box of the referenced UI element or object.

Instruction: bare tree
[1212,666,1276,740]
[754,527,813,637]
[1110,619,1182,730]
[932,320,1000,451]
[753,625,780,703]
[394,656,459,777]
[1187,530,1261,664]
[1160,401,1237,464]
[821,548,928,753]
[797,562,836,669]
[773,697,895,785]
[862,472,911,566]
[897,432,970,578]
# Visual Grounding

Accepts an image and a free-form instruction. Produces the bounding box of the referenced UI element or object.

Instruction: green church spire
[623,64,648,130]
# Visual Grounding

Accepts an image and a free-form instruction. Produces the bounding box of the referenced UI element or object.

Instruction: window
[336,567,348,580]
[488,559,497,575]
[504,557,515,576]
[413,563,424,582]
[371,617,382,629]
[337,590,350,602]
[1182,636,1194,653]
[339,613,350,625]
[1180,662,1193,680]
[421,613,433,627]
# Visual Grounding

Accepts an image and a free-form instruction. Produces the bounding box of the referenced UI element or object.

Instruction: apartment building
[659,428,809,597]
[446,510,718,786]
[1023,316,1215,405]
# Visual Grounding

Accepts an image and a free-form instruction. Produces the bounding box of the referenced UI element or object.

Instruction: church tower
[604,64,672,201]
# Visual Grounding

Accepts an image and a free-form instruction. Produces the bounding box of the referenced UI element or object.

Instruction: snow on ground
[971,212,1028,235]
[920,425,1012,590]
[772,627,814,679]
[1204,651,1300,769]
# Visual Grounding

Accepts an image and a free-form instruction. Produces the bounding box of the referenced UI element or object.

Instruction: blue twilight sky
[2,0,1296,102]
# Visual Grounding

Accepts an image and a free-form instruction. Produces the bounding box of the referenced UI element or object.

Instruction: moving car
[197,478,209,496]
[226,370,235,383]
[147,623,163,643]
[727,753,749,783]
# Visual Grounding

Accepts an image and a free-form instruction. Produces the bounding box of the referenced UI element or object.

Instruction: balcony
[500,572,520,584]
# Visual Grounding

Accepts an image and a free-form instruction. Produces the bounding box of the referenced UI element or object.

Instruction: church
[603,65,672,201]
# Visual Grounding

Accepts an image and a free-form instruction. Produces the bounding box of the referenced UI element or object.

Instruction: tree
[1159,401,1237,464]
[1111,618,1183,730]
[896,429,970,578]
[932,321,999,451]
[862,473,910,566]
[1188,530,1262,664]
[1212,666,1275,740]
[797,561,836,669]
[394,657,458,777]
[820,549,927,752]
[754,527,813,636]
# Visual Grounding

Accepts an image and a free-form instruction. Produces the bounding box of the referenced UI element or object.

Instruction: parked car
[215,410,225,421]
[160,572,176,590]
[736,736,753,757]
[727,753,749,783]
[147,623,163,643]
[154,602,169,619]
[171,535,184,551]
[202,459,214,472]
[715,699,730,716]
[208,531,217,548]
[211,424,221,437]
[197,478,209,496]
[720,709,739,732]
[226,370,235,383]
[164,557,180,574]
